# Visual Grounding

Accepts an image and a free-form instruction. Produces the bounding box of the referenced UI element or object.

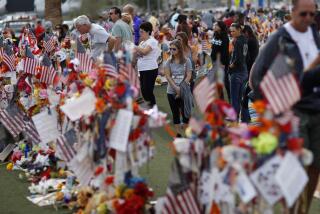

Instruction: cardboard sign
[275,152,308,207]
[250,156,282,205]
[109,109,133,152]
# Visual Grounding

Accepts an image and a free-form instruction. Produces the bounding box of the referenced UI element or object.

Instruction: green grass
[1,85,320,213]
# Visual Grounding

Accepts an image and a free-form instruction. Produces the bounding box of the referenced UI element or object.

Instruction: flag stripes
[119,58,140,89]
[193,77,216,113]
[100,64,119,78]
[160,189,200,214]
[40,66,56,85]
[0,108,25,137]
[43,36,55,52]
[24,57,39,75]
[56,135,77,162]
[24,119,41,144]
[76,52,93,72]
[260,71,301,115]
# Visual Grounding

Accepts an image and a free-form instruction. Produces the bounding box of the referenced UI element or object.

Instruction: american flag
[2,43,15,71]
[56,129,77,162]
[158,188,201,214]
[24,46,39,75]
[119,52,140,88]
[23,118,41,144]
[40,54,56,85]
[76,38,93,73]
[43,34,55,53]
[0,105,25,137]
[101,51,118,78]
[193,59,221,113]
[260,54,301,115]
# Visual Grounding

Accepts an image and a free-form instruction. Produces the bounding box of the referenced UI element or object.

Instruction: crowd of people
[1,0,320,213]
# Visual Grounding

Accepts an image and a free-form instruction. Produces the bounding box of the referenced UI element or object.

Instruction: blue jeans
[229,72,248,117]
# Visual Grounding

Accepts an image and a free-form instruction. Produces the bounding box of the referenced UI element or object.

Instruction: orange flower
[95,98,106,113]
[252,100,267,114]
[123,189,134,199]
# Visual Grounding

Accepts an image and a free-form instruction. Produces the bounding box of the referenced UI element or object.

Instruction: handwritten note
[109,109,133,152]
[68,152,94,186]
[32,108,60,144]
[236,171,257,203]
[250,156,282,205]
[60,87,96,121]
[199,171,212,204]
[275,152,308,207]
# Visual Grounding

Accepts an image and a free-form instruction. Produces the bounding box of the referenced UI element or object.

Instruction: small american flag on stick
[23,118,41,144]
[24,46,39,75]
[193,58,221,113]
[43,34,55,53]
[76,38,93,73]
[119,51,140,89]
[40,54,56,85]
[0,105,25,137]
[101,51,118,78]
[260,54,301,115]
[56,129,77,162]
[157,188,201,214]
[2,43,15,71]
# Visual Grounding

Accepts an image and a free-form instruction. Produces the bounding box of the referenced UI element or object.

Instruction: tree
[45,0,62,27]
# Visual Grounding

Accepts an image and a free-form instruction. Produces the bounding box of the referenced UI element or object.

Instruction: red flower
[94,166,104,176]
[104,176,114,185]
[279,122,292,134]
[115,83,126,97]
[287,138,303,151]
[115,195,145,214]
[134,182,154,199]
[35,72,41,80]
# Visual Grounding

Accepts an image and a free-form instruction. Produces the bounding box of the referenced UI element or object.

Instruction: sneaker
[314,191,320,199]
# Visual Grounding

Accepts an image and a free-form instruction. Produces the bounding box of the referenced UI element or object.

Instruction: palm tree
[45,0,62,27]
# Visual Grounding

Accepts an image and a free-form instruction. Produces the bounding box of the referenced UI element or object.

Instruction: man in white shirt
[251,0,320,212]
[74,15,115,59]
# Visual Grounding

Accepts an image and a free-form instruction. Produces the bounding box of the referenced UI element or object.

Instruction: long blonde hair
[169,39,186,64]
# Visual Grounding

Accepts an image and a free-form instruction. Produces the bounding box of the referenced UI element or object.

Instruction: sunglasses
[170,48,177,51]
[299,11,315,17]
[109,12,114,15]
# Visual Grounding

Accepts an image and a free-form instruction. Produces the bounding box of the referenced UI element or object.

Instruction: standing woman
[243,25,259,73]
[229,23,248,117]
[135,22,160,108]
[175,32,197,91]
[210,21,230,98]
[165,39,192,136]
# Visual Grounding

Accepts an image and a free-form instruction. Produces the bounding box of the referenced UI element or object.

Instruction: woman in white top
[135,22,159,108]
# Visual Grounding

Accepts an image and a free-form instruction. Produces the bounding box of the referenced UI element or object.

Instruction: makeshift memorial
[157,54,311,213]
[1,33,167,214]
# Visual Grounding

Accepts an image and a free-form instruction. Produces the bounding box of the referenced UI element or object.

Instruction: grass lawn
[0,85,320,213]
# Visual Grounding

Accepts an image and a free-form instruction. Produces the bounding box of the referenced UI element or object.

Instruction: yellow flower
[104,79,113,90]
[84,77,93,86]
[6,162,13,171]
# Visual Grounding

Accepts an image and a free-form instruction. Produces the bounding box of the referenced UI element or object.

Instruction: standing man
[74,15,115,59]
[202,10,215,30]
[109,7,133,51]
[123,4,141,45]
[250,0,320,212]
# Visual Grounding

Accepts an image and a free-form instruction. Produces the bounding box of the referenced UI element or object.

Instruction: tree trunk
[45,0,62,27]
